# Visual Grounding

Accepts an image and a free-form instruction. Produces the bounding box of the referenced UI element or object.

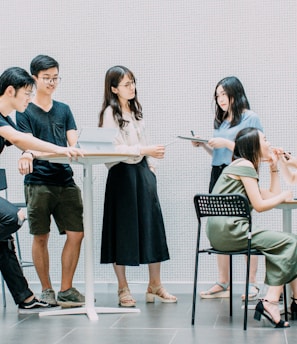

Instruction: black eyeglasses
[39,77,62,84]
[118,80,136,88]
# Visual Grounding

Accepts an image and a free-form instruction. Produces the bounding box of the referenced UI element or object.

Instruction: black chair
[192,193,287,330]
[0,168,34,307]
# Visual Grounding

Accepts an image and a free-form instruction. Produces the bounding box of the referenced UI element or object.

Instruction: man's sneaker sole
[57,300,85,308]
[18,305,62,314]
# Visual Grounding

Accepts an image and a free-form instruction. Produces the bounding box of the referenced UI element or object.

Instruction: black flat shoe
[254,299,290,328]
[291,297,297,320]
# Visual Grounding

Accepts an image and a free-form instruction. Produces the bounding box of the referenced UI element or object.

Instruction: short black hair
[30,55,59,76]
[0,67,35,96]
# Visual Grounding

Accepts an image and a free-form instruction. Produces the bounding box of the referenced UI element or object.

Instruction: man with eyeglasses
[16,55,85,308]
[0,66,85,312]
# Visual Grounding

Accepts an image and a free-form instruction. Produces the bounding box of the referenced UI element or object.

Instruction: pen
[283,152,291,160]
[164,140,177,147]
[191,130,195,137]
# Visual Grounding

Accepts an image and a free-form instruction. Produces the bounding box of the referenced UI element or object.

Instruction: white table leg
[282,208,292,234]
[40,162,140,319]
[281,208,292,317]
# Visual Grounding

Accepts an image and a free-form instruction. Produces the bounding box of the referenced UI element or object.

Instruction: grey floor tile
[0,291,295,344]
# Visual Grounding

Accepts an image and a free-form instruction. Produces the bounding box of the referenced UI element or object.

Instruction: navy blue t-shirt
[16,101,77,186]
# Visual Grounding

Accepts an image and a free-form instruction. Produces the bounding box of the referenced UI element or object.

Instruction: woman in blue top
[192,76,263,300]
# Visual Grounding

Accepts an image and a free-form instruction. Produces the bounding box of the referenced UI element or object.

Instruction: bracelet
[271,170,279,173]
[22,150,34,158]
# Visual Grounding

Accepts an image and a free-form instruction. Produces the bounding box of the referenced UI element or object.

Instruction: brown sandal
[146,285,177,303]
[118,287,136,307]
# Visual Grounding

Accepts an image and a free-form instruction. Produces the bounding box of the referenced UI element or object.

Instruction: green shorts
[25,184,84,235]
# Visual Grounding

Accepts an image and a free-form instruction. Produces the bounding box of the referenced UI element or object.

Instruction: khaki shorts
[25,184,84,235]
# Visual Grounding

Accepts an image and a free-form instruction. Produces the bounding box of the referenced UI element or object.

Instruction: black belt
[213,164,228,170]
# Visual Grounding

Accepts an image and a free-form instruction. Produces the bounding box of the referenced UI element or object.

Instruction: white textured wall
[1,0,297,289]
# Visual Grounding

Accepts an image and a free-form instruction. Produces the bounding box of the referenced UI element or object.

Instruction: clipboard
[177,136,209,143]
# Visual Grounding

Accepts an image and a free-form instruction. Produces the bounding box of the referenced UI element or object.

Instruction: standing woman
[192,77,263,300]
[98,65,177,307]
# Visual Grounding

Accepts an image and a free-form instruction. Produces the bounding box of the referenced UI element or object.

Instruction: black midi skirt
[100,158,170,266]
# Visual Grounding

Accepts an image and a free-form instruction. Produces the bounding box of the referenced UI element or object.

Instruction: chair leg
[1,273,6,308]
[229,255,233,317]
[283,284,288,321]
[14,231,23,264]
[243,253,251,331]
[191,249,200,325]
[14,231,34,270]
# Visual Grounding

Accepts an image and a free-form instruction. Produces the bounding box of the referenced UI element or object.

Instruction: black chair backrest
[194,193,251,224]
[0,169,7,191]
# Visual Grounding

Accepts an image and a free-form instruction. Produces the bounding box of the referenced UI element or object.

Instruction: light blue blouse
[212,110,263,166]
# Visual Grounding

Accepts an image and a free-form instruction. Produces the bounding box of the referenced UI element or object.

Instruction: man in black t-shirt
[16,55,85,307]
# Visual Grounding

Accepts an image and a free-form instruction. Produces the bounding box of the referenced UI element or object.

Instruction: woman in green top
[206,127,297,328]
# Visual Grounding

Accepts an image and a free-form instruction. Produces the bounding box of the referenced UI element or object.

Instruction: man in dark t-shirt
[16,55,85,307]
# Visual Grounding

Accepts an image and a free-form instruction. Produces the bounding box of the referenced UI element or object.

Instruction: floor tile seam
[52,328,77,344]
[110,314,125,328]
[9,314,34,328]
[168,329,179,344]
[109,327,194,330]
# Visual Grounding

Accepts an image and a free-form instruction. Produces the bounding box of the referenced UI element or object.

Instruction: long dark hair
[98,65,142,128]
[232,127,261,172]
[214,76,250,129]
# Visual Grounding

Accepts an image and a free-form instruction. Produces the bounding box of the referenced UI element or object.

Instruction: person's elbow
[253,206,266,213]
[252,203,269,213]
[9,136,22,146]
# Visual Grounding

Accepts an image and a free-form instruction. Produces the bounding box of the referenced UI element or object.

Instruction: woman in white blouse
[98,65,177,307]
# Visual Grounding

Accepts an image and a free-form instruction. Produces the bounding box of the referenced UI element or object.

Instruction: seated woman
[206,127,297,328]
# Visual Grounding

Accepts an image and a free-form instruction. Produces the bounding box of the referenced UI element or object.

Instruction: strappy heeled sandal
[254,299,290,328]
[291,297,297,320]
[146,285,177,303]
[118,287,136,307]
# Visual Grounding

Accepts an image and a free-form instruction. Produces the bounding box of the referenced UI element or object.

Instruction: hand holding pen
[272,147,291,161]
[281,151,297,168]
[191,130,205,147]
[272,147,297,167]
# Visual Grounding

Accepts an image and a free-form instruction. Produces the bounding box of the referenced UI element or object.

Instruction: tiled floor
[0,287,296,344]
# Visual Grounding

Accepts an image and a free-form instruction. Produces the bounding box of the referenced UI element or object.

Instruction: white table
[38,153,140,320]
[275,200,297,234]
[275,200,297,315]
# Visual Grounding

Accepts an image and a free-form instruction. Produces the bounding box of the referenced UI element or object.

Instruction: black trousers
[0,197,21,241]
[0,197,33,304]
[209,164,228,193]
